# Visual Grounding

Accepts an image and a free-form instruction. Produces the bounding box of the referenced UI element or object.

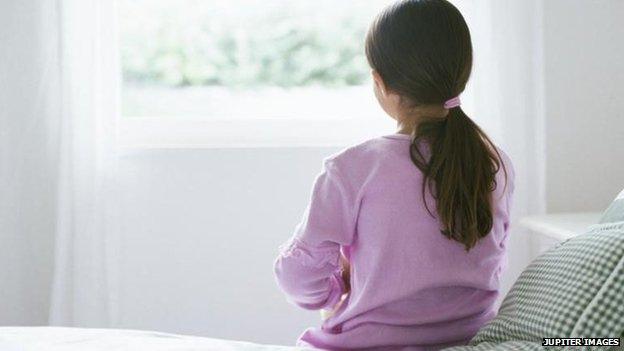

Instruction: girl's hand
[320,254,351,320]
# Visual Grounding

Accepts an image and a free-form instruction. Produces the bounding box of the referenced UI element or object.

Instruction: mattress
[0,327,310,351]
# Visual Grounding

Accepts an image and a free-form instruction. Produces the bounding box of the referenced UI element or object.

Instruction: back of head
[366,0,505,250]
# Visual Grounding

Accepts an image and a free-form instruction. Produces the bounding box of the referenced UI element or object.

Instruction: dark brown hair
[365,0,505,250]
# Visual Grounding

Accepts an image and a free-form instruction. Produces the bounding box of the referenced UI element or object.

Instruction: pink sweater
[274,133,515,350]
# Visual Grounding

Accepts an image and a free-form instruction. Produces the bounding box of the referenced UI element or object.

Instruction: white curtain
[48,0,121,326]
[0,0,120,326]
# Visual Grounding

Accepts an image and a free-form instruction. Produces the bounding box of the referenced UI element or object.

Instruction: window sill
[119,117,394,149]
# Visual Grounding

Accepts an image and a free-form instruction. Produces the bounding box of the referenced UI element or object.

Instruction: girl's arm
[274,159,356,310]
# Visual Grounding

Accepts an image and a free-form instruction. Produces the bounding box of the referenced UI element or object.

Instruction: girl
[274,0,514,350]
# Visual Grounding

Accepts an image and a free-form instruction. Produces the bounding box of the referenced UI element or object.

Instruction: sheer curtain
[0,0,121,326]
[47,0,121,326]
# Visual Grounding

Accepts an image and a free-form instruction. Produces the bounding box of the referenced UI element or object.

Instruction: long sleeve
[274,159,357,310]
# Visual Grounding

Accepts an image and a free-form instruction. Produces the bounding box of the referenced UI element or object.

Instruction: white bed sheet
[0,327,311,351]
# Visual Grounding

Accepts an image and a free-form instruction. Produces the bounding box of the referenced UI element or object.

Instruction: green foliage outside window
[120,0,375,88]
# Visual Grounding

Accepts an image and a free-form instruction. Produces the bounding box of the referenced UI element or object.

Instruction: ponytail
[365,0,502,249]
[410,107,505,251]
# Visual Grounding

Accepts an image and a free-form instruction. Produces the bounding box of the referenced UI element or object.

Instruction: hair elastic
[443,96,461,109]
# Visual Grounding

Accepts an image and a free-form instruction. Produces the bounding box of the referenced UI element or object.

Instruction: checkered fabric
[572,224,624,339]
[445,219,624,351]
[445,341,546,351]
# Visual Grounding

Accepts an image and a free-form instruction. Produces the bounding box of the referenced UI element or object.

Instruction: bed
[0,327,310,351]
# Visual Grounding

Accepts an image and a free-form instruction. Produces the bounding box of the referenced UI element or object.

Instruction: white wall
[114,148,340,345]
[543,0,624,212]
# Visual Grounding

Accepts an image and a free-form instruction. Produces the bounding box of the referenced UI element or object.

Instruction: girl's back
[275,135,513,350]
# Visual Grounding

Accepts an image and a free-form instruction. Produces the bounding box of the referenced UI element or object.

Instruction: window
[118,0,395,147]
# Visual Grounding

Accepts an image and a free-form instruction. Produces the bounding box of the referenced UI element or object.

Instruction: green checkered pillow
[446,189,624,351]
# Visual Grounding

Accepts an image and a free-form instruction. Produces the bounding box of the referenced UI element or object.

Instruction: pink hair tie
[443,96,461,109]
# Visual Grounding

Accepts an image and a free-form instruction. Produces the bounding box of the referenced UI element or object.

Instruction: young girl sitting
[274,0,514,349]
